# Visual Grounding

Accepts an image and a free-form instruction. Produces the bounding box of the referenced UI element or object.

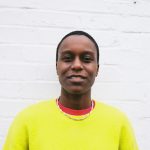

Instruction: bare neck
[59,88,92,110]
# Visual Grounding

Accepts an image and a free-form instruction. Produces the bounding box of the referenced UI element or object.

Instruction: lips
[67,75,86,79]
[67,75,87,83]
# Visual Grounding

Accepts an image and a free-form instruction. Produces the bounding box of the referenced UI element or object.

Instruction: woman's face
[56,35,99,94]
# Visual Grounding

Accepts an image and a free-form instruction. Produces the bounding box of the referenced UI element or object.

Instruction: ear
[56,62,59,75]
[96,64,99,77]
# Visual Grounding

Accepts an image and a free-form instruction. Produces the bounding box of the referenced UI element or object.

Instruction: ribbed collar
[57,99,95,116]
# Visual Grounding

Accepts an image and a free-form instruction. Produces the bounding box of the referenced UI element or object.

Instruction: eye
[82,54,93,63]
[62,54,73,62]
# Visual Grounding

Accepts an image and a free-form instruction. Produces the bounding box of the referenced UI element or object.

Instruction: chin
[69,90,84,95]
[63,86,89,95]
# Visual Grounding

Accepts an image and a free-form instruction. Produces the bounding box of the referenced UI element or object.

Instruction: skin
[56,35,99,110]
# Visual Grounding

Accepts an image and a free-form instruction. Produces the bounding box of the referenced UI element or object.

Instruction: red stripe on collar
[57,99,95,116]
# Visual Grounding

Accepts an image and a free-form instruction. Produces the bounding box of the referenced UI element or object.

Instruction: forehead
[58,35,97,54]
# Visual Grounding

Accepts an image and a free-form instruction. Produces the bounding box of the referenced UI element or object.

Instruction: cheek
[87,65,98,76]
[56,63,70,76]
[56,63,63,76]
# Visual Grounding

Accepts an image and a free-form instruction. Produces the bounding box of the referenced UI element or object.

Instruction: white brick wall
[0,0,150,149]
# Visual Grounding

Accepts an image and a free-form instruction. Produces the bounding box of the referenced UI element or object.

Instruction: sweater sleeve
[119,114,138,150]
[3,112,29,150]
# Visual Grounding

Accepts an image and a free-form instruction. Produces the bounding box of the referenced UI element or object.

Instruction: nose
[71,57,83,71]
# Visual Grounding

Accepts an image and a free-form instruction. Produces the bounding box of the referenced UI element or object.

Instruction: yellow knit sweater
[3,99,138,150]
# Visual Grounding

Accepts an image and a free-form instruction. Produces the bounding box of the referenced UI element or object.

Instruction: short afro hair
[56,30,99,64]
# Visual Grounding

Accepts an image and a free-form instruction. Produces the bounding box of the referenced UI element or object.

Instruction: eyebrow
[60,49,95,55]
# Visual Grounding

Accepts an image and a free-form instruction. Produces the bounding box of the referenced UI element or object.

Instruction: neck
[59,88,91,110]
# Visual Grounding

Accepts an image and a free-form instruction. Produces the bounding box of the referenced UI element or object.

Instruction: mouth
[67,75,87,83]
[67,75,86,79]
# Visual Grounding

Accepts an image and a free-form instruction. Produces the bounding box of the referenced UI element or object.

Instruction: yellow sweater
[3,99,138,150]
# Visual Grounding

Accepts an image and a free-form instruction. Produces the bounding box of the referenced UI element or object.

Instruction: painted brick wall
[0,0,150,149]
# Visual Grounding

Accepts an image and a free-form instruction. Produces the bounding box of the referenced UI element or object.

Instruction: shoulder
[14,99,56,122]
[95,100,123,114]
[94,100,129,123]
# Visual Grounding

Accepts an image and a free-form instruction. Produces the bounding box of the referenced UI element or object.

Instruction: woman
[3,31,138,150]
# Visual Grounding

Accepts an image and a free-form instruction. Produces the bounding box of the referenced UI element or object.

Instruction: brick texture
[0,0,150,149]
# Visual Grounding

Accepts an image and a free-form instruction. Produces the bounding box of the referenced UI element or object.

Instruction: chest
[28,118,120,150]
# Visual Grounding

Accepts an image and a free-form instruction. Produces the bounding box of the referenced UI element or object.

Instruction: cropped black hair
[56,31,99,64]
